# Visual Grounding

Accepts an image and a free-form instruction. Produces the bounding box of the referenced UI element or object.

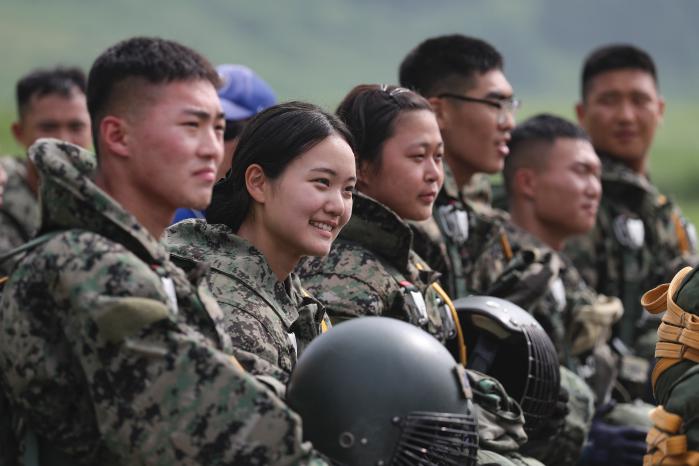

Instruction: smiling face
[530,138,602,238]
[434,69,515,182]
[358,109,444,221]
[255,134,356,261]
[122,79,225,213]
[576,68,664,173]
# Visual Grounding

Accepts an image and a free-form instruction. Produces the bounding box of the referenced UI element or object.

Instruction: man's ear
[575,101,586,126]
[100,116,130,158]
[514,168,537,200]
[11,121,28,148]
[428,96,448,131]
[245,164,268,203]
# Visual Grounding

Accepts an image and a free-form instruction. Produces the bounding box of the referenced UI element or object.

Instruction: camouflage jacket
[0,139,326,466]
[412,164,560,311]
[0,156,39,275]
[564,153,698,356]
[297,192,454,344]
[166,220,328,387]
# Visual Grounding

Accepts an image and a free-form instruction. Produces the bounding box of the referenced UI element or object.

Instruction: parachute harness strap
[644,406,699,466]
[641,267,699,391]
[415,261,468,365]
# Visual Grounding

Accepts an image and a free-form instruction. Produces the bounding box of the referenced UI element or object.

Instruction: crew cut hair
[504,113,589,197]
[581,44,658,100]
[16,66,86,118]
[399,34,503,97]
[87,36,220,149]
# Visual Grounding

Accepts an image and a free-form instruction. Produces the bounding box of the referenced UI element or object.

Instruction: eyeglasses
[437,93,521,124]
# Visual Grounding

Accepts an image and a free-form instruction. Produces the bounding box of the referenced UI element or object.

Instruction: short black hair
[87,36,220,149]
[16,66,86,118]
[581,44,658,100]
[399,34,503,97]
[504,114,589,197]
[336,84,433,167]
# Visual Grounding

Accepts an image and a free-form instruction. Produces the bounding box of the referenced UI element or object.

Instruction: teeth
[310,221,332,232]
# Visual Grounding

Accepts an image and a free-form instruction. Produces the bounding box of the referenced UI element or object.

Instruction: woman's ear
[245,164,268,204]
[356,160,372,192]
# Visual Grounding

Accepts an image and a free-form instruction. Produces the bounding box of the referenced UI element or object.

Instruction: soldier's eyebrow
[182,108,225,121]
[310,167,357,182]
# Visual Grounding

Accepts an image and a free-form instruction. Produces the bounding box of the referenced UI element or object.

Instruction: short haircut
[206,101,354,232]
[16,66,86,118]
[399,34,503,97]
[581,44,658,100]
[335,84,432,168]
[503,114,589,197]
[87,36,220,149]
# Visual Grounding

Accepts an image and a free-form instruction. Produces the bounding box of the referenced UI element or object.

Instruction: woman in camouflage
[167,102,356,393]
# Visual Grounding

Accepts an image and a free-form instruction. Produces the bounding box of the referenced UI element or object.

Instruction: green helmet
[287,316,478,466]
[453,296,560,437]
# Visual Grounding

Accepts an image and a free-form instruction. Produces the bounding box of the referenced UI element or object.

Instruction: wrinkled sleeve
[57,241,326,465]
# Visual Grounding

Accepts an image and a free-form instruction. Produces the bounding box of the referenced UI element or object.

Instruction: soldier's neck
[237,217,296,282]
[94,170,171,240]
[595,148,649,176]
[511,207,565,252]
[444,154,474,190]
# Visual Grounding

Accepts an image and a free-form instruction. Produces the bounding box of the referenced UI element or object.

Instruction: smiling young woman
[297,84,464,348]
[166,102,356,391]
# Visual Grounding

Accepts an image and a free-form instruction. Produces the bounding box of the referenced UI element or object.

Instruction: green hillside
[1,0,698,223]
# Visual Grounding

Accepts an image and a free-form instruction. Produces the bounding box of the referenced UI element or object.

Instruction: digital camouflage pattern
[166,220,328,391]
[412,164,561,314]
[297,192,542,465]
[564,153,699,359]
[0,139,327,466]
[0,156,39,275]
[297,192,452,343]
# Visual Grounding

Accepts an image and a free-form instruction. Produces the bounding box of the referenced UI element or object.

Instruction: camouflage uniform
[0,156,39,275]
[412,164,561,316]
[166,220,329,391]
[564,153,699,360]
[297,192,539,466]
[0,139,326,465]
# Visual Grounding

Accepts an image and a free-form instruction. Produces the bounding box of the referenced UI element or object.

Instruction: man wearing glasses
[400,34,593,466]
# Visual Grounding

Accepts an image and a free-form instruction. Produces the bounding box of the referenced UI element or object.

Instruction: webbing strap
[641,267,697,390]
[644,406,699,466]
[673,211,691,255]
[414,261,468,366]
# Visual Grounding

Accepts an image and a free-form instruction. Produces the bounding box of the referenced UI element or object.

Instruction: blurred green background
[1,0,697,223]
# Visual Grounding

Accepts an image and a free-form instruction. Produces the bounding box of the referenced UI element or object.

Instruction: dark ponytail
[206,101,354,231]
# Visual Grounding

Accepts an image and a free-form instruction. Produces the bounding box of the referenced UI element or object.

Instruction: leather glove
[580,419,646,466]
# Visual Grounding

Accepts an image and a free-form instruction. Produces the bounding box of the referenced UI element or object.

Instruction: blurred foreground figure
[288,316,479,466]
[0,66,90,274]
[642,267,699,465]
[0,37,328,465]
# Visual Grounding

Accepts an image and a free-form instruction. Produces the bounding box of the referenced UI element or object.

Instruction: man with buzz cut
[0,36,327,465]
[501,113,654,466]
[0,66,91,275]
[565,44,698,367]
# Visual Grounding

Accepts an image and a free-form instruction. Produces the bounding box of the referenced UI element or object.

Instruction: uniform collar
[29,138,169,264]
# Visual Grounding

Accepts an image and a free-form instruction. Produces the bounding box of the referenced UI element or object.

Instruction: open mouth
[309,220,334,232]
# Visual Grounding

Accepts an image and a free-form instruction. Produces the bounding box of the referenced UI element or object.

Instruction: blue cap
[216,64,276,121]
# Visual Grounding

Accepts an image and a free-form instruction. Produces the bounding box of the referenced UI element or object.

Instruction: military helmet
[287,316,478,466]
[453,296,560,436]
